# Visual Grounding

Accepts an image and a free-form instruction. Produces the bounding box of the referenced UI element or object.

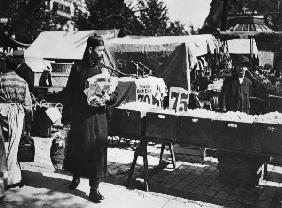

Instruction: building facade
[47,0,88,19]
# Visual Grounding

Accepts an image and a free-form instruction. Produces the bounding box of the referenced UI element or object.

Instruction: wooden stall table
[110,104,176,191]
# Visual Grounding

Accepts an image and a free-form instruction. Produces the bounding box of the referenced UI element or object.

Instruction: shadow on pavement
[103,157,282,208]
[2,170,95,208]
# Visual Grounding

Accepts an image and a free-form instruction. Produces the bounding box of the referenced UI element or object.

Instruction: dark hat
[13,50,24,57]
[87,34,104,48]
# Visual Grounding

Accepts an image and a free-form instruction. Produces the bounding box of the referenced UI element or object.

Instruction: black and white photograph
[0,0,282,207]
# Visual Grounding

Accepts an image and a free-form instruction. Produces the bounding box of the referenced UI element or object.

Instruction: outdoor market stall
[107,33,282,190]
[105,34,222,190]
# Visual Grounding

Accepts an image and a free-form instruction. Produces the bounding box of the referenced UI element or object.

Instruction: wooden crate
[110,108,144,138]
[213,120,253,152]
[145,112,178,141]
[218,153,265,188]
[253,123,282,155]
[176,116,213,147]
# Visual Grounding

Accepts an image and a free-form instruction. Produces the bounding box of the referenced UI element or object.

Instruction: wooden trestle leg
[126,140,149,191]
[159,142,176,169]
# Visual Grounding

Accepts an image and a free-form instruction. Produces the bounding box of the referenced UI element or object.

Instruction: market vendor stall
[106,34,218,92]
[110,101,282,189]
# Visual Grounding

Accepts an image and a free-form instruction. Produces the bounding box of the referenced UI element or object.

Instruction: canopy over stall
[24,30,119,74]
[106,35,218,91]
[25,30,119,60]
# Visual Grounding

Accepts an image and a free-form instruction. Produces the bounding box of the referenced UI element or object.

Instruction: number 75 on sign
[169,87,189,112]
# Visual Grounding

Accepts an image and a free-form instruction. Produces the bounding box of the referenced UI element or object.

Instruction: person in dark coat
[13,50,34,93]
[62,35,117,203]
[219,63,252,114]
[39,67,52,87]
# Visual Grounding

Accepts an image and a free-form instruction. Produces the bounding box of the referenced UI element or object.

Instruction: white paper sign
[169,87,189,112]
[45,107,62,123]
[136,83,153,104]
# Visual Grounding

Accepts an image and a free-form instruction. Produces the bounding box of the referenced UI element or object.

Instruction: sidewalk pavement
[1,137,282,208]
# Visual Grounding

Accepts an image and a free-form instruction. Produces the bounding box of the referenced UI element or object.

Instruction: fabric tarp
[24,30,119,60]
[106,35,218,91]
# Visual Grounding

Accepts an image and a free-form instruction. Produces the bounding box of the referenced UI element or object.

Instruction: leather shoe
[89,188,104,202]
[69,177,80,190]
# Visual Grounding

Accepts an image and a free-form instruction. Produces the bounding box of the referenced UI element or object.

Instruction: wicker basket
[51,63,73,73]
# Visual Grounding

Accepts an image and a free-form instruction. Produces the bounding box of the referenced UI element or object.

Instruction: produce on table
[147,107,181,115]
[181,108,220,119]
[254,111,282,124]
[215,111,255,123]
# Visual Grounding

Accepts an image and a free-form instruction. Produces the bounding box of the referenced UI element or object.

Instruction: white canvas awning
[25,30,119,60]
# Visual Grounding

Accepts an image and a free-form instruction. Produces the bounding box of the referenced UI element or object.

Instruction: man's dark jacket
[16,63,34,92]
[219,74,252,114]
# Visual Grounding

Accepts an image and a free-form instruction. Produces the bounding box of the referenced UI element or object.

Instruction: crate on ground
[176,115,213,147]
[109,108,144,138]
[218,151,265,188]
[213,120,253,152]
[145,110,178,142]
[173,144,206,163]
[32,100,63,137]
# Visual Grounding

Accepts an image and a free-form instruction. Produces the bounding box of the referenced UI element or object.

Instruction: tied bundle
[84,72,118,107]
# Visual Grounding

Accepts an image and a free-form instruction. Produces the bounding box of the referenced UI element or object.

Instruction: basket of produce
[110,102,152,138]
[145,108,179,141]
[213,111,255,152]
[176,109,219,147]
[51,63,73,73]
[253,112,282,155]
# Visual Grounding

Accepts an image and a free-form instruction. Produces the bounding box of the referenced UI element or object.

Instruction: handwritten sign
[169,87,189,112]
[136,84,153,104]
[136,84,162,106]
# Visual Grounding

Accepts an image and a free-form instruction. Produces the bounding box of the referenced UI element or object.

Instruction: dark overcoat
[219,75,252,114]
[16,63,34,92]
[62,61,110,178]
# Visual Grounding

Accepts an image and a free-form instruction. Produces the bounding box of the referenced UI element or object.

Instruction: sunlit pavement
[1,137,282,208]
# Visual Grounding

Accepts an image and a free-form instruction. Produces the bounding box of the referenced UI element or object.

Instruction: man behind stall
[219,57,252,114]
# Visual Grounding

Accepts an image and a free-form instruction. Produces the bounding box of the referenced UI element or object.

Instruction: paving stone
[204,188,218,198]
[254,200,272,208]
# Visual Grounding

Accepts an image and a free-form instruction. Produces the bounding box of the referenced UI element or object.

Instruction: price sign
[169,87,189,112]
[136,84,152,104]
